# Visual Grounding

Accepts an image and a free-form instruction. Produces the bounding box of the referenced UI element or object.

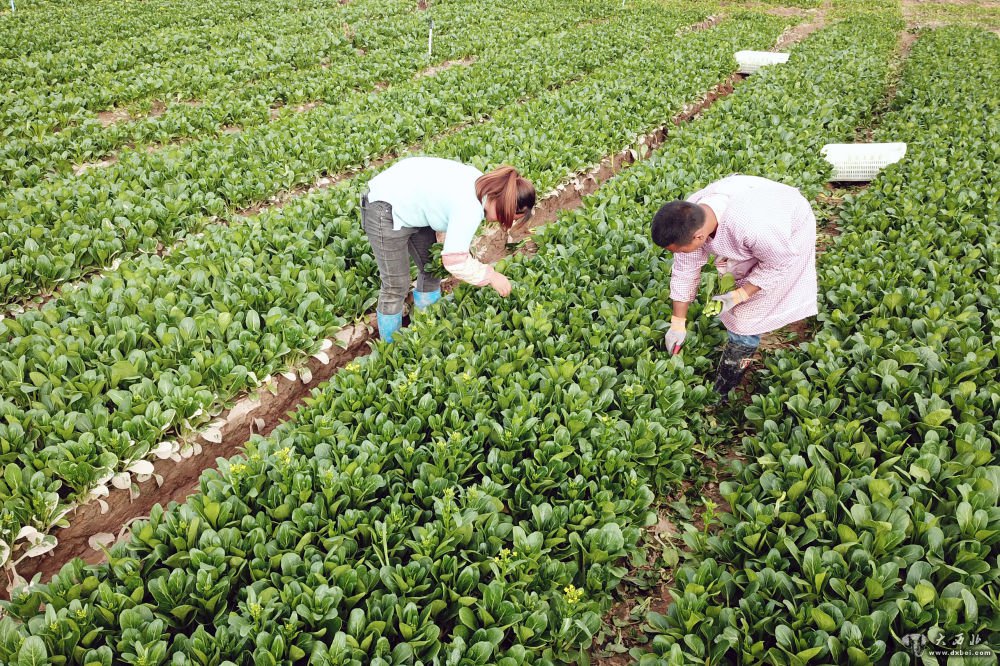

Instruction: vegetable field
[0,0,997,664]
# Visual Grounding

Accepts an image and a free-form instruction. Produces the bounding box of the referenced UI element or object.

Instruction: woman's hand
[489,272,512,297]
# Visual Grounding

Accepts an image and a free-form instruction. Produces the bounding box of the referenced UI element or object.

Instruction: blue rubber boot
[412,288,442,310]
[377,311,403,343]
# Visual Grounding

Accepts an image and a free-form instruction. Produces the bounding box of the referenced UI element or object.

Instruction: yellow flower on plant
[230,463,248,476]
[274,447,293,466]
[564,584,584,604]
[494,547,515,565]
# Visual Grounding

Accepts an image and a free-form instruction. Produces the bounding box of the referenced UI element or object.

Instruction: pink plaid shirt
[670,175,818,336]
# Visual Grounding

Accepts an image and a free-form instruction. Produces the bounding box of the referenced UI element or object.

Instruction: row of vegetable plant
[0,0,340,58]
[1,0,414,185]
[1,0,613,190]
[641,25,999,665]
[0,8,785,574]
[0,0,708,306]
[2,0,400,92]
[0,14,904,665]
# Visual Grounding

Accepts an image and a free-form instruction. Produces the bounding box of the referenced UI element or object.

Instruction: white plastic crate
[734,50,790,74]
[821,143,908,182]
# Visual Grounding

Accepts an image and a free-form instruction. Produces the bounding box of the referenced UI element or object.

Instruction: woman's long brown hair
[475,166,536,229]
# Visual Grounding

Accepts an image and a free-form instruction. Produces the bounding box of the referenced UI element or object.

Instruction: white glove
[664,316,687,355]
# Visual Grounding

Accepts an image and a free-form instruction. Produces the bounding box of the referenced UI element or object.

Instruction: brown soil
[763,6,814,18]
[72,157,118,175]
[417,57,476,78]
[268,100,322,120]
[898,29,920,54]
[595,655,633,666]
[221,125,242,134]
[773,9,829,50]
[99,100,167,126]
[890,29,920,92]
[684,14,721,32]
[97,109,130,127]
[759,317,814,352]
[418,0,427,9]
[8,320,373,596]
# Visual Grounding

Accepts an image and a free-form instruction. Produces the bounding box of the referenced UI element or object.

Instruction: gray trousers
[361,197,441,316]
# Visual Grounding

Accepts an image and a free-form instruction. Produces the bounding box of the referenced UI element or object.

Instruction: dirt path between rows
[772,3,828,49]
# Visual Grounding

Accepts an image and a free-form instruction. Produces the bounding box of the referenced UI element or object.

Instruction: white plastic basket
[821,143,908,182]
[734,50,790,74]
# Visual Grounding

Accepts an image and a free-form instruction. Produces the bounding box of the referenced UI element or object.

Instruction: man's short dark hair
[651,201,705,248]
